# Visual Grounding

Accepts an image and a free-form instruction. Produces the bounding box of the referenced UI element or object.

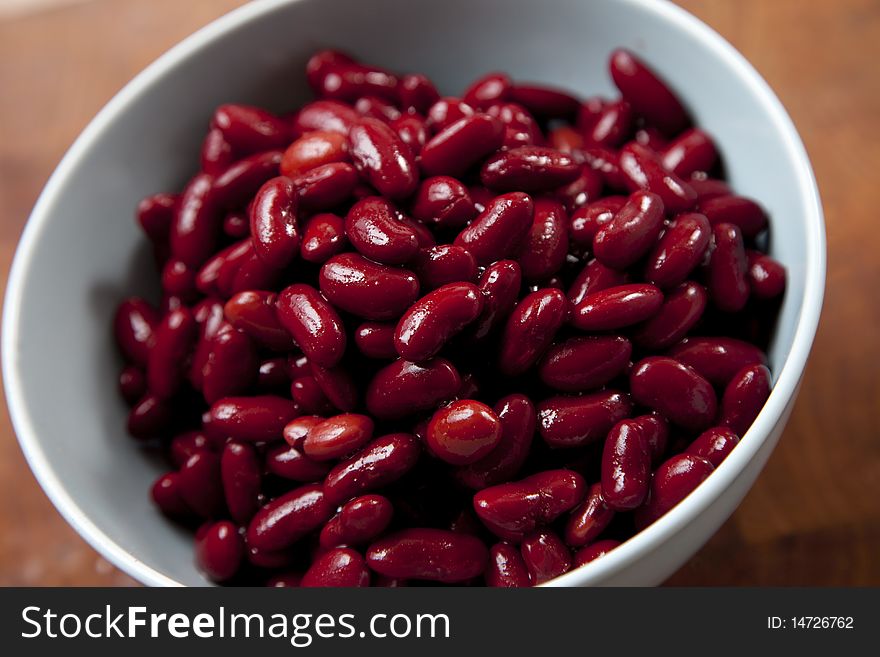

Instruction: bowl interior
[3,0,821,586]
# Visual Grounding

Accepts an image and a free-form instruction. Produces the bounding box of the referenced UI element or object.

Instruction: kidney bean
[574,539,621,566]
[390,115,428,154]
[399,74,440,114]
[161,259,198,302]
[224,291,294,352]
[170,173,218,267]
[169,431,210,469]
[302,414,374,461]
[645,212,712,288]
[669,337,768,386]
[498,288,569,376]
[556,165,605,211]
[230,251,282,296]
[661,128,717,177]
[420,114,504,177]
[293,162,359,211]
[520,530,572,584]
[212,104,291,155]
[394,282,483,361]
[567,259,629,306]
[310,362,358,412]
[456,394,536,489]
[411,245,477,291]
[593,190,665,269]
[510,84,579,120]
[307,50,398,102]
[195,520,245,582]
[204,395,299,443]
[294,100,359,135]
[473,469,585,541]
[280,130,348,179]
[635,454,714,529]
[470,260,522,340]
[632,282,707,350]
[127,393,172,440]
[200,128,234,176]
[267,442,330,482]
[177,451,225,519]
[609,49,689,135]
[538,391,633,449]
[147,308,197,399]
[301,548,371,587]
[486,542,532,587]
[282,414,323,447]
[601,419,652,511]
[720,364,772,435]
[354,322,397,360]
[258,358,289,392]
[151,472,192,519]
[324,433,421,506]
[572,283,663,331]
[426,400,502,465]
[564,483,615,547]
[344,196,420,265]
[619,142,697,213]
[320,494,394,548]
[356,96,401,123]
[137,192,177,244]
[348,117,418,199]
[581,147,629,191]
[635,126,668,150]
[549,125,584,153]
[367,528,486,583]
[299,213,347,263]
[289,376,333,415]
[247,483,331,551]
[212,150,282,210]
[518,198,568,282]
[481,146,579,192]
[634,413,670,464]
[410,176,477,229]
[747,251,787,299]
[319,253,420,321]
[454,192,534,265]
[587,99,634,148]
[699,195,768,238]
[114,298,159,367]
[118,365,146,405]
[568,197,622,248]
[538,335,632,392]
[689,175,732,201]
[365,358,460,420]
[709,223,750,313]
[462,73,512,109]
[686,426,740,467]
[220,441,262,524]
[194,240,245,297]
[630,356,717,431]
[276,284,346,367]
[200,326,258,404]
[485,101,543,148]
[426,97,475,132]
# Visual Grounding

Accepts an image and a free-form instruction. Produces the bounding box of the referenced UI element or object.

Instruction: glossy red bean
[537,391,633,449]
[399,74,440,114]
[354,322,397,360]
[390,114,428,155]
[574,539,620,566]
[567,258,628,306]
[276,283,346,368]
[572,283,663,331]
[212,104,291,154]
[293,162,359,211]
[170,173,218,267]
[201,326,258,403]
[463,73,512,109]
[420,114,504,177]
[556,165,605,211]
[686,426,740,467]
[410,176,477,228]
[661,128,717,177]
[509,84,579,120]
[645,212,712,288]
[394,282,483,361]
[248,177,300,269]
[538,335,632,392]
[282,414,323,448]
[224,291,294,352]
[280,130,348,178]
[220,441,262,524]
[632,282,707,350]
[247,483,331,551]
[520,530,572,584]
[454,192,534,265]
[365,358,461,420]
[323,433,421,506]
[486,542,532,587]
[636,412,670,464]
[127,393,172,440]
[470,260,522,340]
[473,469,586,541]
[581,146,629,191]
[356,96,402,123]
[720,364,772,435]
[320,494,394,548]
[498,288,569,376]
[630,356,717,431]
[348,117,418,199]
[303,414,374,461]
[169,431,210,469]
[161,259,198,301]
[689,175,732,201]
[564,483,615,547]
[266,442,330,482]
[485,101,543,148]
[319,252,420,320]
[425,97,475,132]
[519,198,569,282]
[619,142,697,213]
[481,146,579,192]
[200,128,234,176]
[344,196,420,265]
[310,362,358,412]
[294,100,359,135]
[147,308,197,399]
[114,298,159,367]
[151,472,192,519]
[367,528,487,583]
[549,125,584,153]
[609,49,689,136]
[118,365,146,405]
[289,376,334,415]
[195,520,245,582]
[212,150,282,210]
[747,251,787,299]
[178,451,225,519]
[300,213,347,263]
[137,193,177,244]
[708,223,750,313]
[601,419,652,511]
[635,454,714,529]
[699,195,768,238]
[204,395,299,443]
[426,400,502,465]
[593,190,665,269]
[301,548,371,587]
[668,337,767,387]
[568,197,626,249]
[411,245,476,291]
[587,99,634,148]
[307,50,398,102]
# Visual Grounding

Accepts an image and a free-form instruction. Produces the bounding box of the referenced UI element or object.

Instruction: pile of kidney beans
[114,48,786,586]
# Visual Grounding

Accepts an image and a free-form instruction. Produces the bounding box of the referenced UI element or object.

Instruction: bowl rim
[2,0,825,588]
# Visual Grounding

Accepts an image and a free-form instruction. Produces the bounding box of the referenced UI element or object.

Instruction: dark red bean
[390,114,428,155]
[276,283,346,367]
[699,195,768,238]
[520,530,572,584]
[420,114,504,177]
[587,99,634,148]
[609,49,689,136]
[456,394,536,489]
[200,129,234,176]
[668,337,767,387]
[399,74,440,114]
[212,104,291,154]
[708,223,750,313]
[574,539,620,566]
[320,252,420,320]
[324,433,422,506]
[747,251,787,299]
[170,431,210,469]
[601,419,652,511]
[635,412,670,464]
[282,414,323,447]
[348,117,418,199]
[118,365,146,405]
[538,336,632,392]
[686,426,740,467]
[486,542,532,587]
[294,100,360,135]
[454,192,534,265]
[147,308,197,399]
[354,322,398,360]
[224,291,295,352]
[266,442,330,482]
[137,193,177,244]
[635,454,714,529]
[127,394,172,440]
[720,364,772,435]
[564,483,615,547]
[572,283,664,331]
[661,128,717,177]
[463,73,512,110]
[301,548,371,587]
[426,97,475,132]
[212,150,282,210]
[426,400,502,465]
[485,101,543,148]
[320,494,394,548]
[161,259,198,301]
[171,173,218,267]
[394,282,484,361]
[178,451,225,519]
[293,162,359,212]
[356,96,401,123]
[636,127,668,151]
[645,212,712,288]
[537,391,633,449]
[366,358,460,420]
[470,260,522,340]
[509,84,579,120]
[201,326,259,404]
[569,197,626,249]
[367,528,487,583]
[481,146,580,192]
[307,50,398,102]
[204,395,300,443]
[581,147,629,191]
[630,356,717,431]
[303,414,374,461]
[411,176,477,229]
[632,282,707,350]
[519,198,569,282]
[290,376,334,415]
[247,483,331,551]
[221,441,262,524]
[619,142,697,213]
[195,520,245,582]
[310,362,358,412]
[556,165,605,211]
[567,259,628,306]
[473,469,586,541]
[689,175,732,201]
[410,246,476,293]
[114,298,159,367]
[249,176,299,269]
[498,288,569,376]
[593,190,665,269]
[549,125,584,153]
[300,213,347,264]
[151,472,192,519]
[344,196,420,265]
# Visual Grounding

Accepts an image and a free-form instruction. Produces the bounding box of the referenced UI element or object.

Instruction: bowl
[2,0,825,586]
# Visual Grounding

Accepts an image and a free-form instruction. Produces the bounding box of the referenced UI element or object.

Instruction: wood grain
[0,0,877,586]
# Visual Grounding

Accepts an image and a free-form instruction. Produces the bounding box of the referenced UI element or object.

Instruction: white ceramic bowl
[2,0,824,586]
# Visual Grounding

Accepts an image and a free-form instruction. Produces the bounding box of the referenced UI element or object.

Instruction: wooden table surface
[1,0,877,586]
